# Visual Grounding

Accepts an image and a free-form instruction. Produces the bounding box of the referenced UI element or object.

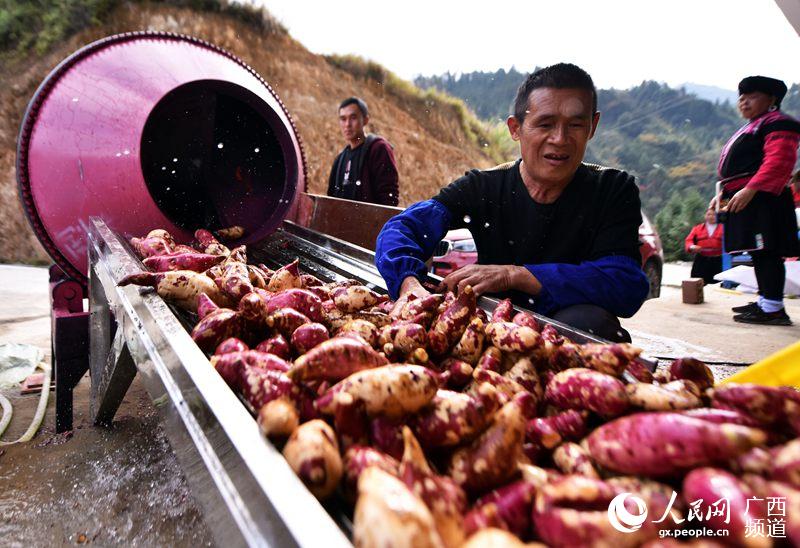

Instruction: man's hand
[725,187,757,214]
[391,276,431,317]
[440,264,540,296]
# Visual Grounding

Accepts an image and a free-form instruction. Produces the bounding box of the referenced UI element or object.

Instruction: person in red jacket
[686,208,724,284]
[712,76,800,326]
[327,97,399,206]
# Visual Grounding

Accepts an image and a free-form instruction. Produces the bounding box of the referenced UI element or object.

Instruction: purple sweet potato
[288,337,388,382]
[254,334,292,360]
[545,368,629,418]
[440,358,474,389]
[300,273,324,288]
[448,392,532,493]
[428,286,476,355]
[191,308,241,352]
[214,337,248,355]
[586,412,768,477]
[332,285,388,313]
[525,410,589,451]
[579,342,642,377]
[246,265,268,289]
[626,380,702,411]
[450,316,486,365]
[266,259,303,292]
[667,357,715,390]
[711,383,797,426]
[679,407,765,428]
[266,307,311,339]
[552,442,599,478]
[196,293,220,319]
[282,419,342,500]
[462,529,531,548]
[379,322,428,358]
[512,311,539,331]
[548,341,586,371]
[476,346,503,373]
[337,319,379,348]
[194,228,229,256]
[504,356,543,402]
[485,322,542,354]
[353,467,443,548]
[771,438,800,488]
[369,415,405,460]
[146,228,175,245]
[264,288,323,322]
[239,365,296,410]
[342,445,399,499]
[473,368,531,407]
[118,270,229,311]
[333,392,369,450]
[143,252,225,273]
[237,291,270,329]
[464,480,536,538]
[210,350,290,388]
[130,236,172,258]
[624,359,655,383]
[732,446,774,475]
[683,468,767,546]
[316,364,439,418]
[290,322,329,354]
[491,299,514,322]
[257,398,299,439]
[410,386,500,448]
[401,294,444,321]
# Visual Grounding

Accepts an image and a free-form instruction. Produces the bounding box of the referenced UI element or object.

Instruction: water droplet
[388,193,393,197]
[423,234,428,238]
[123,149,130,155]
[484,222,490,228]
[254,147,260,153]
[161,166,166,171]
[217,143,224,149]
[166,186,171,191]
[509,240,515,245]
[463,215,471,224]
[72,97,79,102]
[171,170,176,174]
[355,180,361,186]
[528,298,535,304]
[115,152,121,157]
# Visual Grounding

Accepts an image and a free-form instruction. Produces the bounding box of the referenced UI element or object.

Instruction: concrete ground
[1,263,798,546]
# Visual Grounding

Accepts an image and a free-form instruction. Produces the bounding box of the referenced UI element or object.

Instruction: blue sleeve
[526,255,649,318]
[375,200,453,299]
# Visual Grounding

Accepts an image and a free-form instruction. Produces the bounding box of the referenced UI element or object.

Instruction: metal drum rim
[16,30,308,284]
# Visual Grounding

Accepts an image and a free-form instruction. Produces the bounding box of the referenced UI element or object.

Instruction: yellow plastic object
[720,340,800,387]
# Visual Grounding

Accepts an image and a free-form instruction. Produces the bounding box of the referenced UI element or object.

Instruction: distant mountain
[680,83,738,105]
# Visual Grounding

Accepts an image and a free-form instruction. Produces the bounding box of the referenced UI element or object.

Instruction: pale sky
[257,0,799,90]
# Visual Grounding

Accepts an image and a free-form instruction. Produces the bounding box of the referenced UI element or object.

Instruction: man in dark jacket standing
[327,97,399,206]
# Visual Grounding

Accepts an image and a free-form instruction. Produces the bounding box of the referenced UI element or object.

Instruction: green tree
[654,188,707,261]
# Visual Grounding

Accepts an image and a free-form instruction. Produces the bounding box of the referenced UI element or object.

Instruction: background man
[375,64,649,342]
[327,97,399,206]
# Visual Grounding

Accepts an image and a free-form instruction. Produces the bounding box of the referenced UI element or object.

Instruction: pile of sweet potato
[122,228,800,548]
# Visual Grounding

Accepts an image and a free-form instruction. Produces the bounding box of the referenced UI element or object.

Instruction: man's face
[508,87,599,187]
[338,104,368,143]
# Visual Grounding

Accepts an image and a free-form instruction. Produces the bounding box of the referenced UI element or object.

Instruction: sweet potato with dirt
[342,445,399,499]
[288,337,388,382]
[626,380,702,411]
[218,260,254,302]
[282,420,342,500]
[552,442,599,478]
[491,299,514,322]
[265,307,311,339]
[400,427,467,548]
[291,322,329,354]
[624,359,655,383]
[118,270,229,311]
[332,285,388,313]
[586,412,769,477]
[332,392,369,450]
[191,308,242,353]
[578,343,641,377]
[194,229,229,256]
[254,334,292,360]
[464,480,537,539]
[266,259,303,292]
[130,236,173,258]
[711,384,798,426]
[237,291,270,329]
[476,346,503,373]
[448,392,532,493]
[214,337,248,355]
[145,229,174,245]
[216,225,244,240]
[548,341,586,371]
[771,438,800,488]
[196,293,220,319]
[379,322,428,358]
[143,252,225,273]
[410,386,500,449]
[525,410,589,450]
[246,265,268,289]
[451,317,486,365]
[400,294,444,321]
[485,322,542,354]
[338,319,379,348]
[316,364,439,418]
[369,415,405,460]
[683,468,769,547]
[512,311,539,331]
[440,358,474,389]
[210,351,290,389]
[257,398,299,439]
[545,368,629,418]
[679,407,765,428]
[428,286,476,355]
[666,357,715,390]
[264,288,323,322]
[354,467,444,548]
[473,368,531,407]
[504,356,543,401]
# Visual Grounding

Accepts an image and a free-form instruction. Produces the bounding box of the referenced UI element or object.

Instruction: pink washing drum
[17,31,307,283]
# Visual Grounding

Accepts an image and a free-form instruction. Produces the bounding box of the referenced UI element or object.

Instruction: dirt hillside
[0,2,496,265]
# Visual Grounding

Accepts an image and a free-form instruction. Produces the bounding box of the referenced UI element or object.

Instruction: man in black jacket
[327,97,399,206]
